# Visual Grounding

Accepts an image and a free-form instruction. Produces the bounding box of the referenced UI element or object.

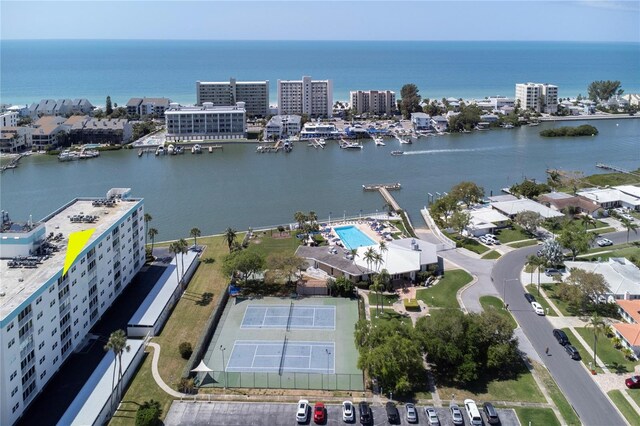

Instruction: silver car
[405,403,418,423]
[450,404,464,425]
[424,407,440,425]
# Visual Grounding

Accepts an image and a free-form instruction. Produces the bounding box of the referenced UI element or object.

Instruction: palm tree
[378,241,388,266]
[586,314,607,372]
[370,275,383,316]
[178,238,188,279]
[363,247,377,278]
[525,255,538,284]
[104,329,130,412]
[190,227,201,249]
[581,214,596,230]
[143,213,152,236]
[169,242,181,284]
[147,228,158,254]
[224,228,237,252]
[620,218,638,243]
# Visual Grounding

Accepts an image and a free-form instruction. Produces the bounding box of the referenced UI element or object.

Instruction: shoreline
[539,114,639,122]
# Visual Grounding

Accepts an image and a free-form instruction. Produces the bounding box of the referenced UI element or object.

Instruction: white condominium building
[277,76,333,118]
[196,78,269,117]
[165,102,247,141]
[1,111,19,128]
[0,188,145,426]
[515,82,558,113]
[349,90,396,115]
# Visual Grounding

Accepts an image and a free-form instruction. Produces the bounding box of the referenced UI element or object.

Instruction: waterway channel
[1,119,638,241]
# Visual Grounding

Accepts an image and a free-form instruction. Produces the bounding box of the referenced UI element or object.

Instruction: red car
[625,375,640,389]
[313,402,326,423]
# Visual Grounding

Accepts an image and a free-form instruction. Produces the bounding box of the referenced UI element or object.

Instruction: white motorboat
[396,136,412,144]
[155,146,165,155]
[167,144,175,155]
[390,150,404,156]
[339,140,363,149]
[374,137,385,146]
[191,144,202,154]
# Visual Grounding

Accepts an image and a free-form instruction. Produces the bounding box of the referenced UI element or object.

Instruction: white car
[424,407,440,425]
[342,400,354,422]
[596,238,613,247]
[464,399,483,426]
[531,301,545,315]
[621,214,634,221]
[479,235,493,245]
[296,399,309,423]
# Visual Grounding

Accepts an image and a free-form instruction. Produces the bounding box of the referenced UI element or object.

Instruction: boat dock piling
[596,163,640,178]
[363,183,402,212]
[308,139,325,149]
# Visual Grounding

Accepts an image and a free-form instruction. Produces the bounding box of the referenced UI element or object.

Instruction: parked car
[625,375,640,389]
[531,301,545,315]
[424,407,440,425]
[545,268,561,277]
[385,402,400,424]
[486,234,500,244]
[359,401,372,425]
[596,238,613,247]
[405,403,418,423]
[565,345,581,360]
[483,402,500,424]
[464,399,483,426]
[553,329,569,346]
[524,293,536,303]
[296,400,310,423]
[621,213,634,221]
[313,402,325,424]
[479,235,493,245]
[450,404,464,425]
[342,401,355,422]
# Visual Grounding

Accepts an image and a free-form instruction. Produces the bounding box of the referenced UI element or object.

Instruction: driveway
[164,401,519,426]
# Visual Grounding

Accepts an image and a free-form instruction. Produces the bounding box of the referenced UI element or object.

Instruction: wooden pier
[363,183,402,212]
[596,163,640,178]
[1,154,25,173]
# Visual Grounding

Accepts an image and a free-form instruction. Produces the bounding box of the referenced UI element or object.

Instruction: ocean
[2,40,639,107]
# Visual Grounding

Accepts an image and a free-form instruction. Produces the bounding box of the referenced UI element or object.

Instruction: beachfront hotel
[515,82,559,114]
[277,76,333,118]
[164,102,247,141]
[196,78,269,117]
[0,188,145,426]
[349,90,396,115]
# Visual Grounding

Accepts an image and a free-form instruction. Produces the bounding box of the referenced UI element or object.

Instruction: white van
[464,399,483,426]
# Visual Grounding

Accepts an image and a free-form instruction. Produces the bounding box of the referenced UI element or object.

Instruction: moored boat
[390,150,404,156]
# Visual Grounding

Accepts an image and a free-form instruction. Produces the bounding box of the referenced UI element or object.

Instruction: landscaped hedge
[403,298,420,311]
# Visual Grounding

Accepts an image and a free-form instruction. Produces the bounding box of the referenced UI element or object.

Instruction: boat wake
[402,147,498,155]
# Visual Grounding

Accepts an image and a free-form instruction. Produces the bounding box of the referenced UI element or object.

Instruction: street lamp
[219,345,226,389]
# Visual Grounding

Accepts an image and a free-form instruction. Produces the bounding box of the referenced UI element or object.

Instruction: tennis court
[226,340,335,374]
[241,304,336,330]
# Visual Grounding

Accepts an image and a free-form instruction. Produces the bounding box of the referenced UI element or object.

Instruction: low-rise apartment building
[125,97,171,117]
[349,90,396,116]
[165,102,247,141]
[0,188,146,426]
[515,83,558,114]
[31,116,67,150]
[28,99,94,118]
[278,76,333,118]
[264,115,302,139]
[1,111,19,127]
[196,78,269,117]
[66,117,133,145]
[0,127,33,153]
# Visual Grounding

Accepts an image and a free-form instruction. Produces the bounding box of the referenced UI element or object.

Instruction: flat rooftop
[1,197,140,322]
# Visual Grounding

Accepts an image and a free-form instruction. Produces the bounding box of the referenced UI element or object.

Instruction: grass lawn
[542,284,575,316]
[574,327,639,373]
[112,232,301,424]
[369,308,413,327]
[628,389,640,407]
[562,328,603,373]
[608,390,640,426]
[582,245,640,260]
[514,407,561,426]
[437,364,545,403]
[496,226,532,244]
[446,232,489,254]
[525,284,558,316]
[415,269,472,309]
[583,170,640,188]
[479,296,517,329]
[508,240,539,248]
[534,362,581,425]
[243,230,301,257]
[370,292,400,307]
[481,250,501,260]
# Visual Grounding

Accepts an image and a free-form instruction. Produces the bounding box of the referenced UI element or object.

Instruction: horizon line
[3,38,639,43]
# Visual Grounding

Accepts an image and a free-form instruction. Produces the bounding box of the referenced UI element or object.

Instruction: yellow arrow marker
[63,229,95,276]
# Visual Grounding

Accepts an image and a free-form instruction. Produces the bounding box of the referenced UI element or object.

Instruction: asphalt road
[164,401,519,426]
[491,230,639,426]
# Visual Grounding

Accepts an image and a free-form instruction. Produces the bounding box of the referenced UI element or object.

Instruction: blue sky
[2,1,639,41]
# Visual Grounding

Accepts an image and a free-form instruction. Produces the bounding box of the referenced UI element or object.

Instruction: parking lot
[165,401,519,425]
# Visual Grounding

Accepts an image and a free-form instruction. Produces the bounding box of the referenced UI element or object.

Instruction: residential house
[411,112,431,130]
[563,258,640,300]
[264,115,302,139]
[577,187,640,211]
[0,127,33,153]
[430,116,448,132]
[614,300,640,359]
[538,192,606,217]
[31,116,67,149]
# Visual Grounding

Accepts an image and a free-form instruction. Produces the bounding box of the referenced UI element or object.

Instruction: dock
[363,183,402,212]
[307,139,325,149]
[1,153,25,173]
[596,163,640,178]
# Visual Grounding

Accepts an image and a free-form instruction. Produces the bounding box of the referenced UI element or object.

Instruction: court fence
[199,370,364,391]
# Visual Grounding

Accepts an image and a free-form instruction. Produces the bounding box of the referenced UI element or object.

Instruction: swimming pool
[334,225,376,251]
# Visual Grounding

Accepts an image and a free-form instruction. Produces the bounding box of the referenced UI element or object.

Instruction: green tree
[450,181,485,206]
[143,213,152,237]
[400,84,422,119]
[620,217,638,243]
[450,210,471,236]
[147,228,158,255]
[448,104,482,132]
[566,269,609,310]
[558,223,594,260]
[266,253,306,285]
[135,399,162,426]
[190,227,201,249]
[510,179,550,199]
[587,80,622,102]
[526,255,546,295]
[333,276,355,297]
[222,250,266,285]
[178,238,188,280]
[224,227,237,252]
[585,314,607,372]
[514,210,542,236]
[104,330,130,412]
[106,95,113,115]
[370,274,384,316]
[169,242,182,284]
[540,238,564,266]
[429,194,459,227]
[581,215,596,230]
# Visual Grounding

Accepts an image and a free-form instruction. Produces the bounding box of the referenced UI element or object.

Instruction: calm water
[1,120,638,240]
[2,40,639,105]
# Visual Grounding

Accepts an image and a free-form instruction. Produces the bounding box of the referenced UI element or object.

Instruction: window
[39,356,45,365]
[49,300,55,308]
[10,370,17,381]
[7,321,14,332]
[11,386,18,397]
[8,338,15,349]
[12,402,19,413]
[52,342,57,350]
[35,296,42,305]
[36,312,43,320]
[38,341,44,350]
[53,356,58,365]
[51,328,57,337]
[40,370,47,380]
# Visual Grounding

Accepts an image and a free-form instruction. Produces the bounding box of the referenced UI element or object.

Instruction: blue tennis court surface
[241,305,335,330]
[226,340,335,374]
